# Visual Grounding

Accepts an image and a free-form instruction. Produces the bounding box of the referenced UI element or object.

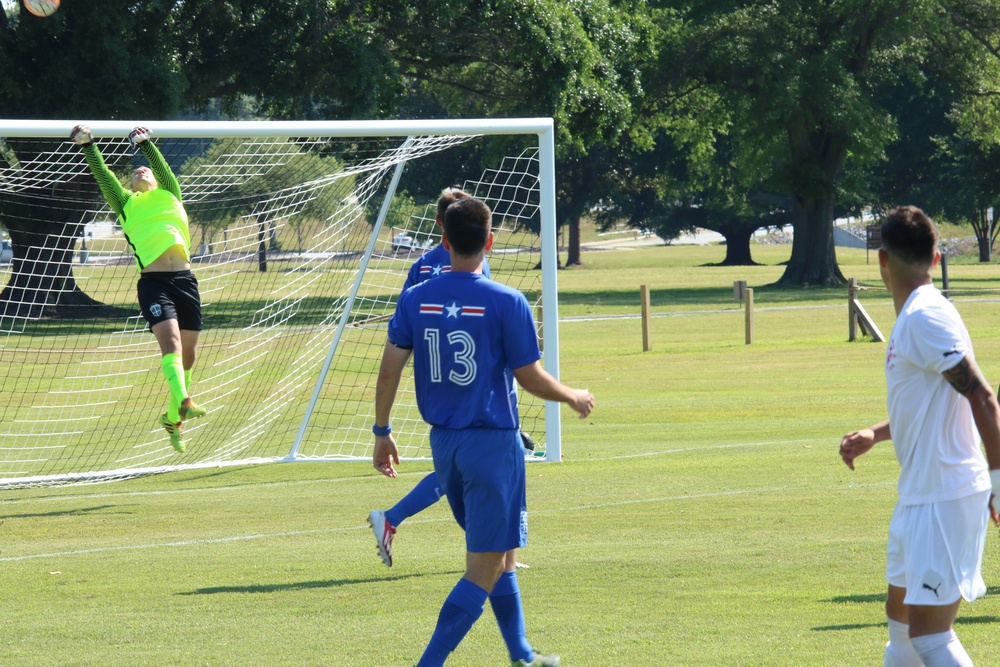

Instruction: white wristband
[990,469,1000,493]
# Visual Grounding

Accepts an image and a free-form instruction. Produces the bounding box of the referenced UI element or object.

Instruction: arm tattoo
[943,358,983,396]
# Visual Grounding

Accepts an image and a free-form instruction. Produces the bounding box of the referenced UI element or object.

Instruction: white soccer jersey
[885,284,990,505]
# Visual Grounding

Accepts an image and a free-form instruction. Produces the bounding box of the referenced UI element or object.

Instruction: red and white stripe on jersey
[461,306,486,317]
[419,265,451,274]
[420,304,444,315]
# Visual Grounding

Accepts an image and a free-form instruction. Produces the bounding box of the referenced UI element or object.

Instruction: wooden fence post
[640,284,651,352]
[734,280,747,304]
[847,277,885,342]
[941,253,950,299]
[744,288,754,345]
[848,278,859,342]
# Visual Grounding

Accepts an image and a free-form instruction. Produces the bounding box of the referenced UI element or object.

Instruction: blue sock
[385,473,442,528]
[490,570,533,663]
[417,578,488,667]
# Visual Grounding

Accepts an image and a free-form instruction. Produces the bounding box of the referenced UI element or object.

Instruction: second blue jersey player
[369,187,503,568]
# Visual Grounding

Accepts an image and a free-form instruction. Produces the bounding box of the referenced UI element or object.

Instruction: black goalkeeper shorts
[136,270,203,331]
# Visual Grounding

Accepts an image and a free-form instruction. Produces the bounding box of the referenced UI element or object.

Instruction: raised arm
[71,125,129,218]
[132,128,181,201]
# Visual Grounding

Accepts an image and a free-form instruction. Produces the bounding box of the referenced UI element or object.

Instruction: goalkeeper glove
[129,127,152,145]
[69,125,92,146]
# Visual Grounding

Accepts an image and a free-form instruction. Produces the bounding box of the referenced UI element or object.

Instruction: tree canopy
[6,1,1000,288]
[592,0,1000,285]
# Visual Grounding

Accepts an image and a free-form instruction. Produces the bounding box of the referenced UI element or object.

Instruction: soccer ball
[23,0,60,17]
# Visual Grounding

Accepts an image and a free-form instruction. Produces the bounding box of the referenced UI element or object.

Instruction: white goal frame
[0,118,563,487]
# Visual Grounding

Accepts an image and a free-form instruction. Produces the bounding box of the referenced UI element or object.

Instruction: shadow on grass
[826,586,1000,605]
[812,616,1000,632]
[165,467,262,485]
[0,504,122,520]
[814,588,1000,631]
[825,592,887,604]
[178,569,463,595]
[812,621,887,631]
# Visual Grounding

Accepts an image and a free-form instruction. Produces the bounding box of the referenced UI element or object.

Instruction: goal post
[0,118,562,488]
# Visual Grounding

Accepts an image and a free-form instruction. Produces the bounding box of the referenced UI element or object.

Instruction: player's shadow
[177,570,463,596]
[164,468,255,484]
[813,617,1000,632]
[811,589,1000,631]
[824,592,886,604]
[0,504,121,520]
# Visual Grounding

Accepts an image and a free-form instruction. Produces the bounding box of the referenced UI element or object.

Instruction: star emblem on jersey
[421,301,487,317]
[432,264,444,276]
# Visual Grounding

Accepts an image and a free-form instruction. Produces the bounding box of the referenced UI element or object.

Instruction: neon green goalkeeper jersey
[81,141,191,271]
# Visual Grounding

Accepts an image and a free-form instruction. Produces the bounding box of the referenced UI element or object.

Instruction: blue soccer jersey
[402,243,491,292]
[388,272,540,429]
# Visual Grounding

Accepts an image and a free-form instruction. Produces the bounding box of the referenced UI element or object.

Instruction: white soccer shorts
[886,489,990,606]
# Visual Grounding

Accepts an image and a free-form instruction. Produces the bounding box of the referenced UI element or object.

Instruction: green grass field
[4,241,1000,666]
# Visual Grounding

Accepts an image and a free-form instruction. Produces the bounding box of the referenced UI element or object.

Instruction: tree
[394,0,653,267]
[0,0,650,312]
[0,165,119,320]
[859,17,1000,263]
[659,0,1000,284]
[595,76,793,266]
[180,137,351,263]
[0,1,188,318]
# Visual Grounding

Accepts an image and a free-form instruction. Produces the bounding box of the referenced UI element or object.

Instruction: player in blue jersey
[369,187,508,568]
[400,189,490,291]
[368,188,475,566]
[371,197,594,667]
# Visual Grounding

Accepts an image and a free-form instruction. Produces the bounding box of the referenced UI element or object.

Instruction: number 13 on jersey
[424,328,477,386]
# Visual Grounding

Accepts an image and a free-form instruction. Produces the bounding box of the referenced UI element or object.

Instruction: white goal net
[0,119,562,488]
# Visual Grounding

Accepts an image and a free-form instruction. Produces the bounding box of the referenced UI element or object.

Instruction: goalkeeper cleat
[368,509,396,567]
[179,397,207,421]
[158,413,185,453]
[513,655,560,667]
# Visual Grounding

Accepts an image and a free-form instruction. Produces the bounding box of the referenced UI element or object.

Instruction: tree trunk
[0,216,113,320]
[777,194,845,286]
[565,216,582,266]
[971,209,993,263]
[0,185,119,322]
[777,115,848,286]
[257,214,268,272]
[977,233,992,263]
[718,224,757,265]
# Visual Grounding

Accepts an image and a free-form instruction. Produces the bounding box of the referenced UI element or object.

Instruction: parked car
[0,240,12,264]
[391,233,414,252]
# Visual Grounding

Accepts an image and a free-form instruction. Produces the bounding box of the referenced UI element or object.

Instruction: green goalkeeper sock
[167,368,194,422]
[161,353,188,422]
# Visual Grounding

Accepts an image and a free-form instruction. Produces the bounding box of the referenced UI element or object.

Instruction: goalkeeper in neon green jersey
[71,124,206,453]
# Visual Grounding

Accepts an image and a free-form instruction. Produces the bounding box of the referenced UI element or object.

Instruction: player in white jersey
[840,206,1000,667]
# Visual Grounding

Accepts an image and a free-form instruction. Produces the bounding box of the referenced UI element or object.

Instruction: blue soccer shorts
[430,426,528,553]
